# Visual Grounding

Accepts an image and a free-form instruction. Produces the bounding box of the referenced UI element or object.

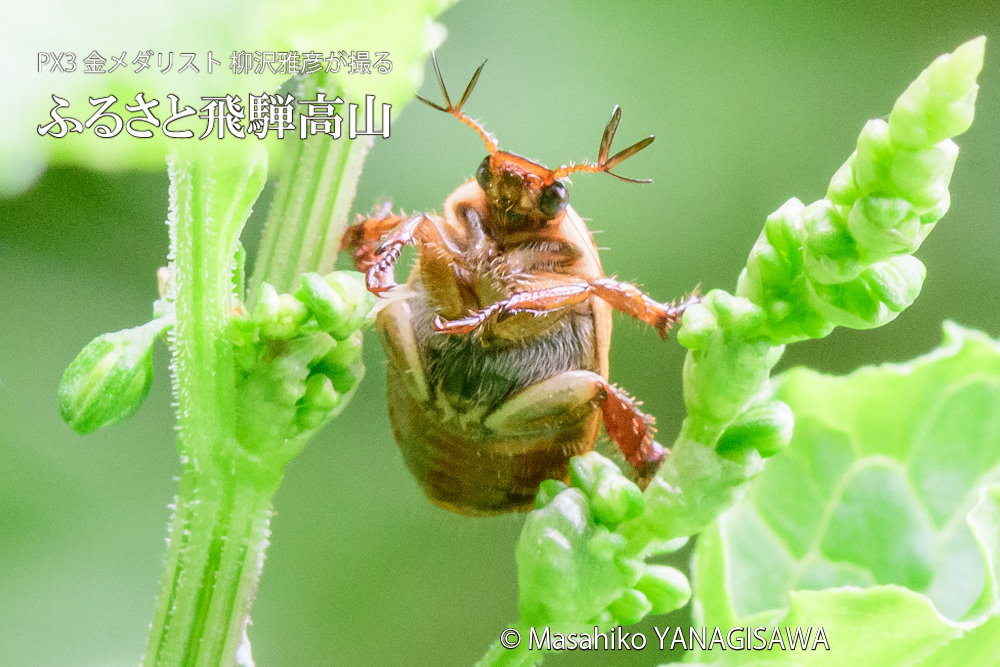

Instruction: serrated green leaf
[691,324,1000,666]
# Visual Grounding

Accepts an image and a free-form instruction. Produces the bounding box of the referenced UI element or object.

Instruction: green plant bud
[862,256,926,313]
[635,565,692,615]
[890,140,958,208]
[716,399,794,459]
[827,152,860,206]
[856,195,914,231]
[771,303,836,344]
[750,241,791,292]
[295,373,342,432]
[920,191,950,225]
[254,283,308,340]
[803,200,863,284]
[230,311,260,377]
[737,200,805,322]
[254,282,280,318]
[808,274,889,331]
[608,589,652,625]
[590,470,645,527]
[319,330,363,371]
[853,119,895,195]
[517,488,626,624]
[588,526,627,560]
[847,196,922,260]
[569,451,623,496]
[298,272,351,335]
[682,291,784,430]
[285,331,337,367]
[741,234,798,316]
[764,198,807,261]
[734,265,763,315]
[322,271,377,340]
[738,200,835,343]
[324,270,371,305]
[235,354,310,453]
[613,555,645,587]
[889,37,985,149]
[708,290,768,336]
[676,302,718,350]
[59,318,170,434]
[235,336,334,451]
[325,363,361,394]
[535,479,568,509]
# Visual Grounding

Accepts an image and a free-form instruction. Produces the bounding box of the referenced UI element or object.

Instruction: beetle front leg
[432,283,591,336]
[339,205,406,273]
[359,213,431,295]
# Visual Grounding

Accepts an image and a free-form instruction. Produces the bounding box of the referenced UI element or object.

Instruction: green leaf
[690,323,1000,665]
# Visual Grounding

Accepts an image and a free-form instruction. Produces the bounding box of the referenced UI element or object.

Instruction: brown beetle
[341,56,695,515]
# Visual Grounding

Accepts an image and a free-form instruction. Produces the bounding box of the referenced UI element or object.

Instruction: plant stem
[143,146,269,667]
[249,74,373,301]
[143,470,276,667]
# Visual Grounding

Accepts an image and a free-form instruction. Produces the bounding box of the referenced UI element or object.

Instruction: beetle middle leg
[484,370,666,487]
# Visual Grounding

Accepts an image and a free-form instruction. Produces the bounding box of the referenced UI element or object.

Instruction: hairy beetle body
[341,57,694,515]
[372,183,612,513]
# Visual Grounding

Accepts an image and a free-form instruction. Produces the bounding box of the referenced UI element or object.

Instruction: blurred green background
[2,1,999,665]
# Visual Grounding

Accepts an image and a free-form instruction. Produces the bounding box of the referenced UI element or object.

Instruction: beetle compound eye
[476,156,492,192]
[537,181,568,218]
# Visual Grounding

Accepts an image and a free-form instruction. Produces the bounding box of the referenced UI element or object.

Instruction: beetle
[341,56,696,515]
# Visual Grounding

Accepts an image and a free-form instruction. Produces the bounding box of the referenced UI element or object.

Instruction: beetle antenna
[552,106,654,183]
[415,53,499,154]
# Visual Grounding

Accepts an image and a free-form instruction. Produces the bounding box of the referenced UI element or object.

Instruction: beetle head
[416,54,655,234]
[474,152,568,230]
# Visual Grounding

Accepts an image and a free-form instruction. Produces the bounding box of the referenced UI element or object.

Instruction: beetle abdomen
[408,290,598,411]
[379,288,603,515]
[386,360,601,515]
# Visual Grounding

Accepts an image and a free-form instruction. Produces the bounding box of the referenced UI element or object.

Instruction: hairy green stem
[142,146,269,667]
[145,471,275,667]
[249,74,373,301]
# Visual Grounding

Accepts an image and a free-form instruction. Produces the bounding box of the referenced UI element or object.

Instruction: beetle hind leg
[483,370,666,490]
[600,383,666,488]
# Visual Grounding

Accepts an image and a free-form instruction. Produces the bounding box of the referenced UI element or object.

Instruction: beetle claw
[433,314,479,335]
[366,267,397,295]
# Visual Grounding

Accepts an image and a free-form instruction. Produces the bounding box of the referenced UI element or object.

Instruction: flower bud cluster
[518,452,690,628]
[230,270,375,452]
[736,37,984,344]
[59,270,374,450]
[676,290,791,461]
